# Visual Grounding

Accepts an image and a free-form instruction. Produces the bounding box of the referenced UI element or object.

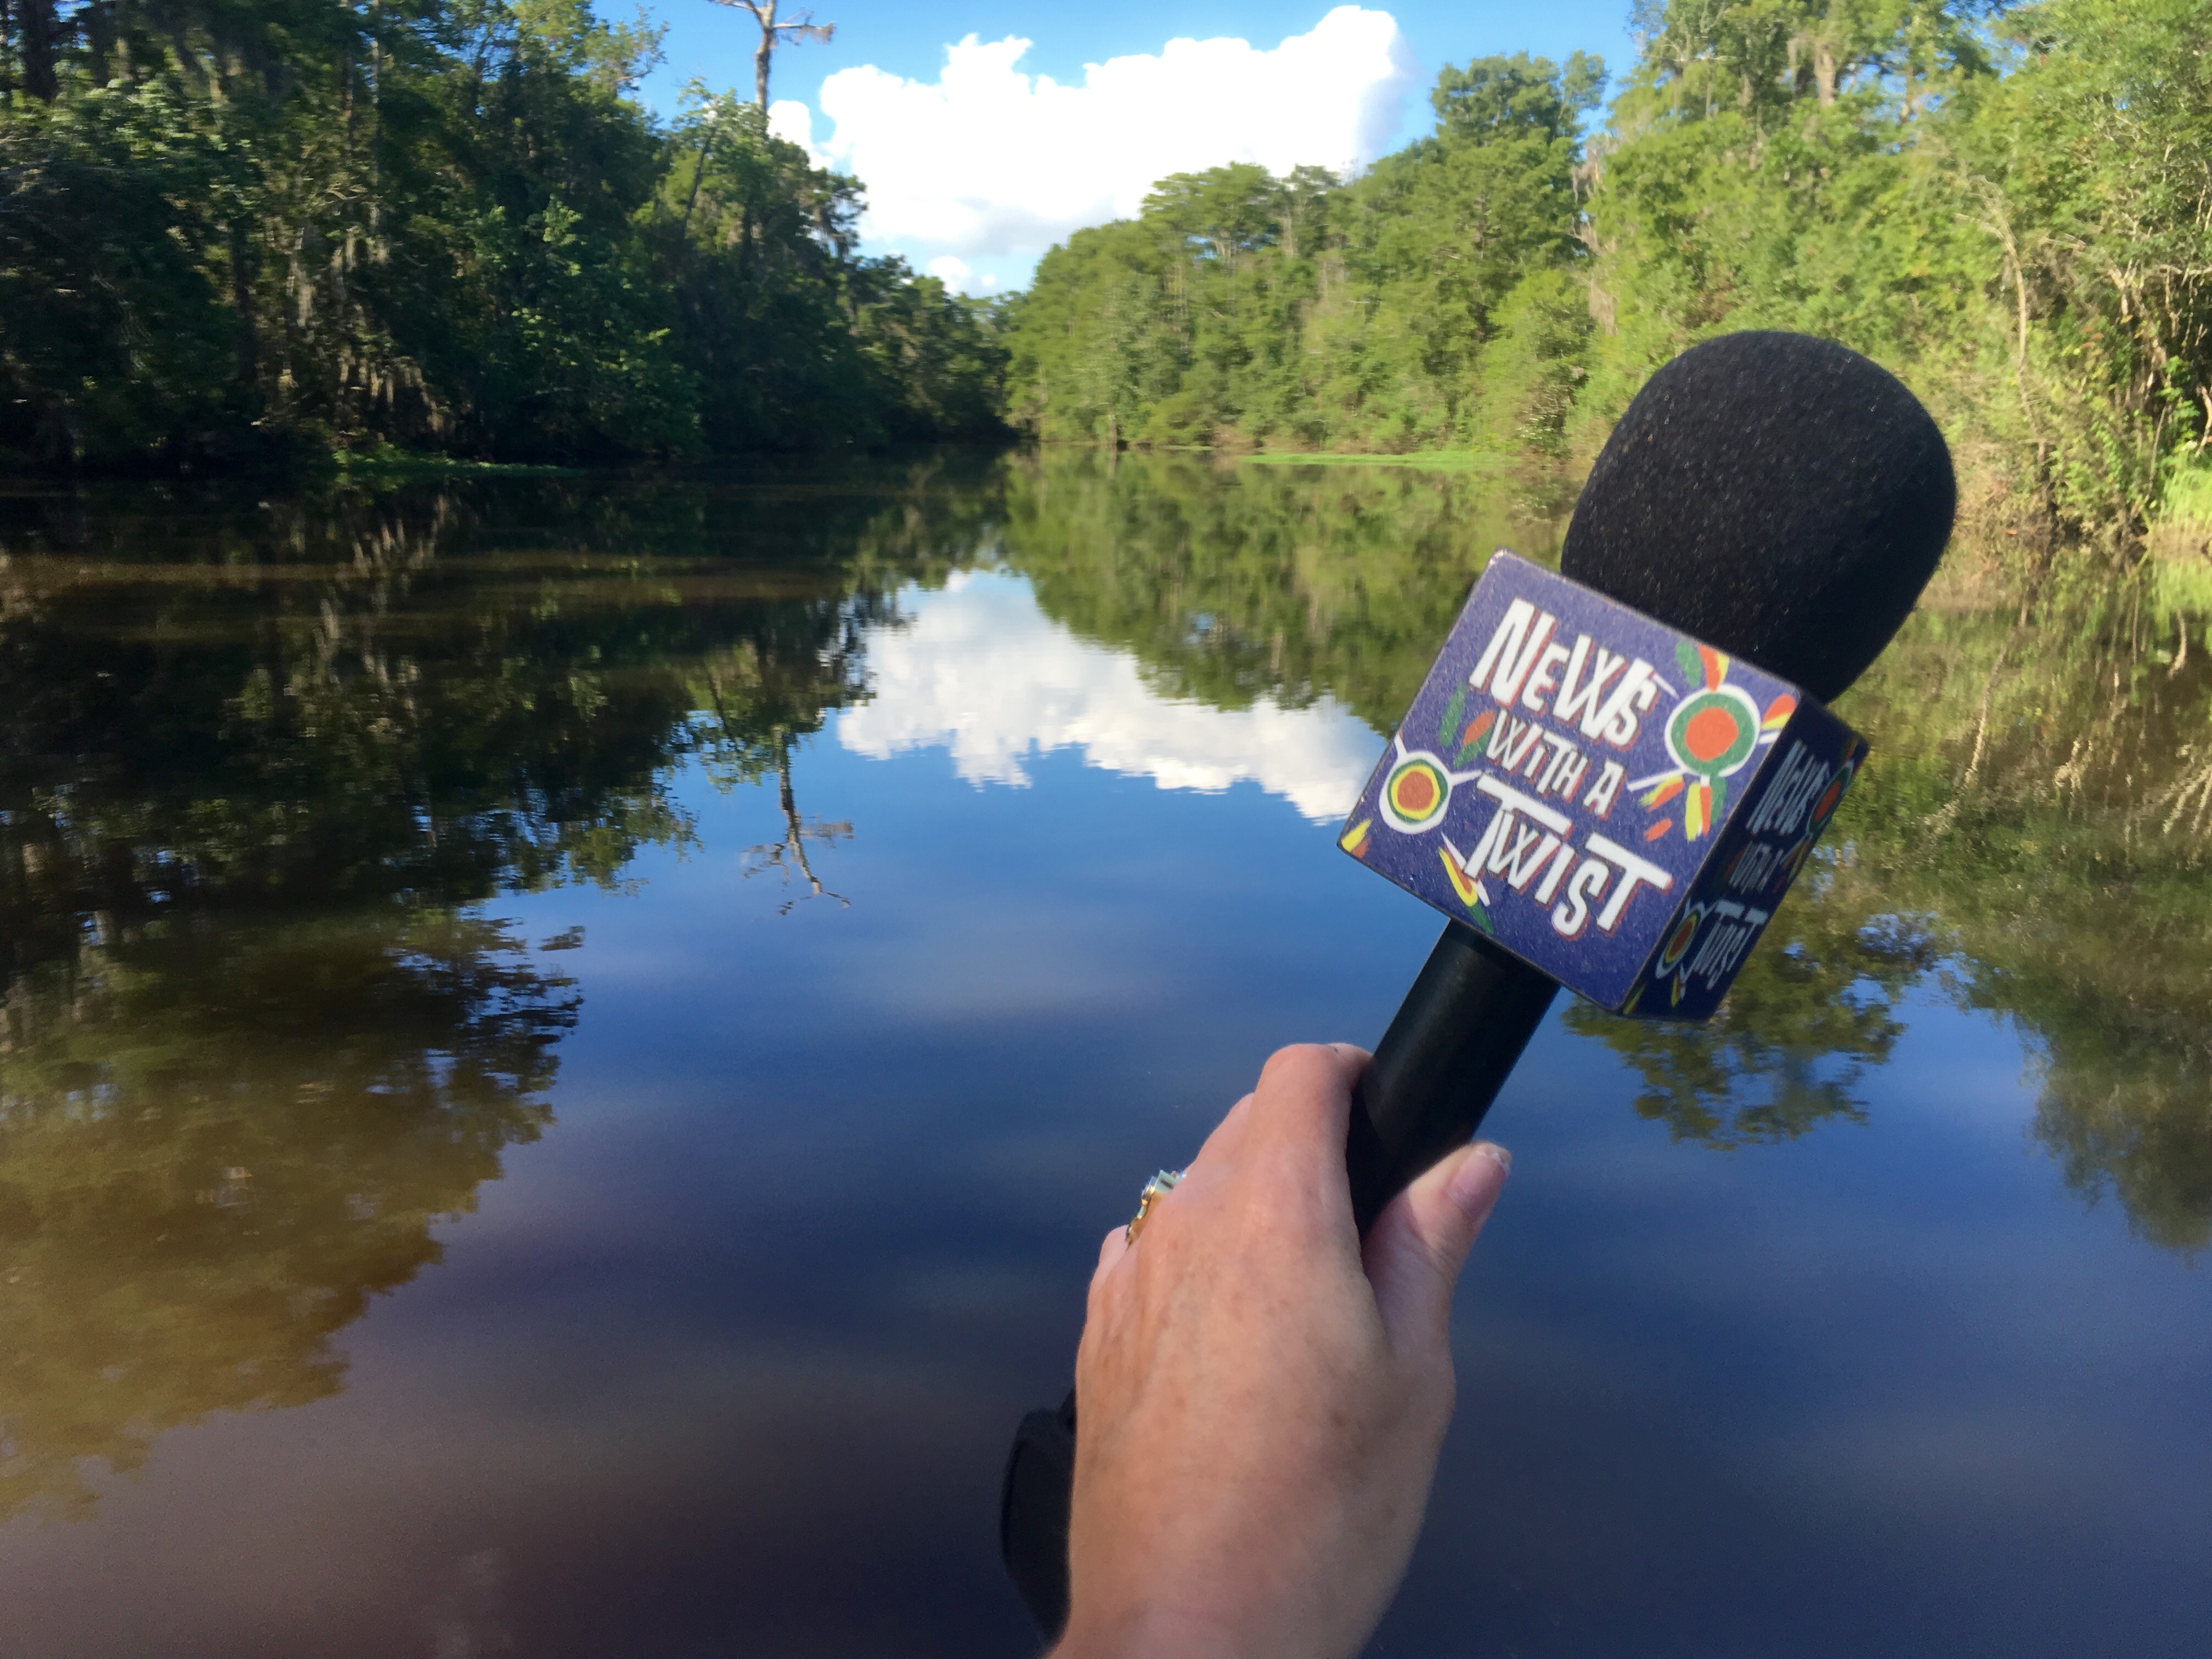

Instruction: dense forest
[0,0,1008,467]
[1005,0,2212,554]
[7,0,2209,558]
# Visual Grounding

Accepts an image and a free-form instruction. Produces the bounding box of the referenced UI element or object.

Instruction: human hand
[1052,1043,1511,1659]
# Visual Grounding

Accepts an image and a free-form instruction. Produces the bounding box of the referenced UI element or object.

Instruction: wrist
[1051,1604,1270,1659]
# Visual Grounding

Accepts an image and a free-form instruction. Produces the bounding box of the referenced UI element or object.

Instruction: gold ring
[1126,1169,1185,1242]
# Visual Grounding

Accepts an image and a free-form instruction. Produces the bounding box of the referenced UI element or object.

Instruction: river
[1,456,2207,1656]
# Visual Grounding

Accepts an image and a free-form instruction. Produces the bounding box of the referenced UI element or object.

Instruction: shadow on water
[1,452,2208,1545]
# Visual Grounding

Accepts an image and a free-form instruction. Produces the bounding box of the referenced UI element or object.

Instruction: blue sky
[635,3,1640,294]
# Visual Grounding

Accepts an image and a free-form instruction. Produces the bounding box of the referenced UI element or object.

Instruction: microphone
[1001,332,1957,1636]
[1344,330,1956,1227]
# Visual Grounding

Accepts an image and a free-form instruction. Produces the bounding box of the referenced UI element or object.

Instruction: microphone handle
[998,921,1558,1638]
[1347,919,1558,1231]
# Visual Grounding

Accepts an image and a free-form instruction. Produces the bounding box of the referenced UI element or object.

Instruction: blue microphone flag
[1339,553,1867,1019]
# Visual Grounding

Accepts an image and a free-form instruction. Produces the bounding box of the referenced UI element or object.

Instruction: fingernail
[1446,1141,1511,1217]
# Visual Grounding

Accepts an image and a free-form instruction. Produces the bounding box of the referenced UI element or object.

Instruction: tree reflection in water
[1562,563,2212,1253]
[0,465,983,1522]
[3,456,2209,1535]
[990,456,2212,1258]
[1692,562,2212,1256]
[0,910,569,1520]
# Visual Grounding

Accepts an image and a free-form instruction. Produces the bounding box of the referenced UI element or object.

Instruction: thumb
[1362,1141,1511,1357]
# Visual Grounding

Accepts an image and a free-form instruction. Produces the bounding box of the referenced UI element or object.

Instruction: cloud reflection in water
[839,572,1379,822]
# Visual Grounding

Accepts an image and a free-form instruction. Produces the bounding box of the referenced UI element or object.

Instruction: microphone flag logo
[1339,552,1868,1020]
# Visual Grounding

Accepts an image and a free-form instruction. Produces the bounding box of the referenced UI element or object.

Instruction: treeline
[1004,0,2212,551]
[0,1,1008,469]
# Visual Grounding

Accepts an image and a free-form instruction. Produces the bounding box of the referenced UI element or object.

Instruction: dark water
[1,458,2208,1658]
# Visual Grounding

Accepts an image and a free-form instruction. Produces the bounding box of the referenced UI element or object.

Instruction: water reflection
[0,909,568,1521]
[0,467,981,1524]
[989,469,2212,1257]
[1,455,2208,1617]
[1838,566,2212,1255]
[1552,565,2212,1254]
[840,571,1378,820]
[1001,454,1563,730]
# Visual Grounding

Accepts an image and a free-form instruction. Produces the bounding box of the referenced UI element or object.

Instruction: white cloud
[766,99,814,151]
[839,573,1380,823]
[797,7,1418,260]
[924,255,997,294]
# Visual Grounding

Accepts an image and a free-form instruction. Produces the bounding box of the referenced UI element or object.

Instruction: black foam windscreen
[1560,331,1955,704]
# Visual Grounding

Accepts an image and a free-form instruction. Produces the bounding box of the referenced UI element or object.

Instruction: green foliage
[650,84,1007,453]
[0,1,1007,470]
[0,81,239,460]
[1321,52,1604,450]
[2165,461,2212,533]
[1005,2,2212,555]
[1004,52,1604,455]
[1575,0,2211,549]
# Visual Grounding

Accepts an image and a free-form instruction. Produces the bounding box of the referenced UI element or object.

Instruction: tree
[0,0,1000,470]
[1002,53,1604,453]
[707,0,834,111]
[997,3,2208,554]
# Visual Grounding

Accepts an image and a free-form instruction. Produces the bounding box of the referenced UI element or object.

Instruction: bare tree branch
[704,0,836,110]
